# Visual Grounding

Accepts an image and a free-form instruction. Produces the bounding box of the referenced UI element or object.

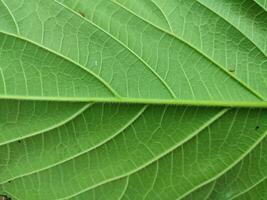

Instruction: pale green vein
[143,161,159,199]
[55,0,177,99]
[2,95,267,108]
[178,128,267,200]
[0,105,148,185]
[0,103,92,147]
[2,191,20,200]
[180,181,216,200]
[118,177,129,200]
[203,182,216,200]
[253,0,267,11]
[230,176,267,200]
[0,0,20,34]
[148,0,173,32]
[0,31,121,98]
[196,0,267,57]
[0,68,6,94]
[112,0,266,101]
[56,108,228,200]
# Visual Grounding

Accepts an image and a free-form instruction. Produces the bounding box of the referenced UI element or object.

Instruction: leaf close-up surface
[0,0,266,199]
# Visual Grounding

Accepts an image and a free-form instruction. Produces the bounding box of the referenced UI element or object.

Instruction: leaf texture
[0,0,266,199]
[0,0,267,105]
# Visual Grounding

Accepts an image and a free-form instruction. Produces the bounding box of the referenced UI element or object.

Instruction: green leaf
[253,0,267,10]
[71,178,129,200]
[0,100,88,145]
[182,181,216,200]
[0,0,266,199]
[0,0,267,106]
[65,0,267,103]
[233,178,267,200]
[207,137,267,199]
[0,103,146,184]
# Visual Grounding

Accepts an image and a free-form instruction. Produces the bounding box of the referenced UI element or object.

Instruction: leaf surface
[0,0,267,106]
[0,0,267,199]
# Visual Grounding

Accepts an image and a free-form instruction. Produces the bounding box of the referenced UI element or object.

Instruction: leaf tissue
[0,0,266,199]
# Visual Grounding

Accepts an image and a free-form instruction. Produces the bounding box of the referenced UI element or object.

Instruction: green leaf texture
[0,0,266,199]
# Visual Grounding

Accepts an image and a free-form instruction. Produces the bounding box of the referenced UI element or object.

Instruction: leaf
[233,178,267,200]
[253,0,267,10]
[0,0,267,106]
[0,0,266,199]
[0,103,146,183]
[60,0,267,103]
[207,137,267,199]
[181,181,216,200]
[71,178,129,200]
[0,100,88,145]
